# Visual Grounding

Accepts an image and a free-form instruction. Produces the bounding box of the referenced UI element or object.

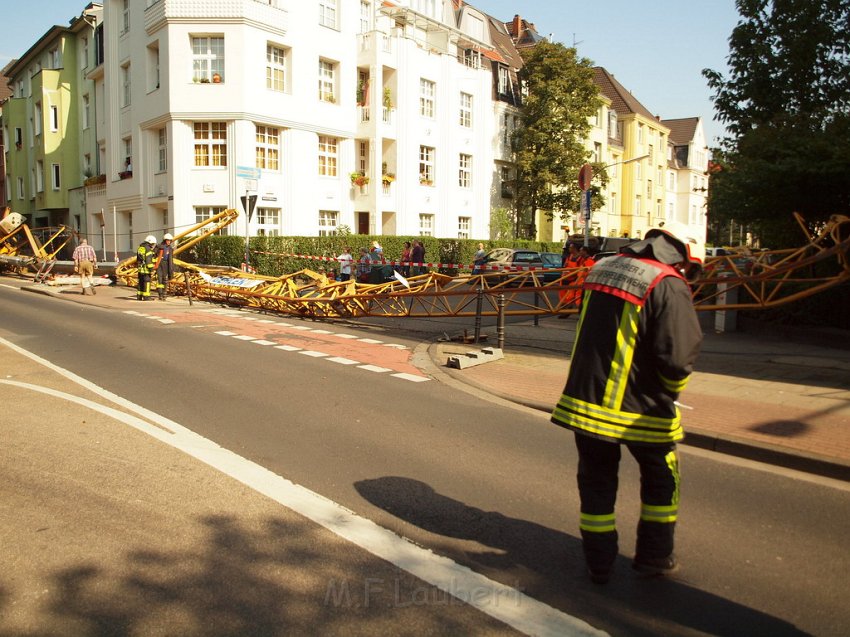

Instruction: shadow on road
[355,476,809,637]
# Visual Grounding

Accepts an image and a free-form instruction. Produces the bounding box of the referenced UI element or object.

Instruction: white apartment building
[82,0,501,255]
[662,117,709,235]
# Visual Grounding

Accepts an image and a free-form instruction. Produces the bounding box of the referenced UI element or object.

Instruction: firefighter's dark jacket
[136,243,155,274]
[551,234,703,445]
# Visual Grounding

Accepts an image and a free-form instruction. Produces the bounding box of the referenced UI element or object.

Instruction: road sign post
[240,193,257,269]
[578,163,593,248]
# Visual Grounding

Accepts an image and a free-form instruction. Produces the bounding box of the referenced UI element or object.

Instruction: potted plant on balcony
[419,173,433,186]
[212,72,222,83]
[350,172,369,187]
[383,87,393,109]
[381,172,395,186]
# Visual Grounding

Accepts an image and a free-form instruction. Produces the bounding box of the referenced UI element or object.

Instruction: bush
[182,235,563,277]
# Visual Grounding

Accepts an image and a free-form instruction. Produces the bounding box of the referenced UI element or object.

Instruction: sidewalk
[427,315,850,482]
[16,277,850,481]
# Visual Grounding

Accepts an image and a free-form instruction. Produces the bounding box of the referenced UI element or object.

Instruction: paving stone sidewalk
[430,316,850,481]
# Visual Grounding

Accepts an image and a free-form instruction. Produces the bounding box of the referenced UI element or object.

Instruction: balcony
[145,0,288,36]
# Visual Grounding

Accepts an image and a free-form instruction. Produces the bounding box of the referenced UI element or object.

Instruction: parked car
[539,252,567,282]
[479,248,546,284]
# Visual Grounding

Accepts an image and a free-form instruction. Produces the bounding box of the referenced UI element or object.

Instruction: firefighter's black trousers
[574,432,679,572]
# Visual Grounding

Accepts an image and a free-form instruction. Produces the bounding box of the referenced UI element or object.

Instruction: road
[1,284,849,636]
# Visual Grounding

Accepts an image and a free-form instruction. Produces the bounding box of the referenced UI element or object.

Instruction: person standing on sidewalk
[72,238,98,295]
[136,235,157,301]
[337,247,353,282]
[154,233,175,301]
[550,222,705,584]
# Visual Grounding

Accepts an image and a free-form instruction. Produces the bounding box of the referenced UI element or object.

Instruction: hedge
[182,234,563,278]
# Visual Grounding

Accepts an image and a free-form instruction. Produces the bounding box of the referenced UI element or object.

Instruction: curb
[425,341,850,483]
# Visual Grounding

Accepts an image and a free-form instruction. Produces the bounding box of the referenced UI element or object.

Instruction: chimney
[512,15,522,38]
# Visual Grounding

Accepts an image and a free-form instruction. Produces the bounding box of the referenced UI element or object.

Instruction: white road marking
[123,310,143,315]
[358,338,383,344]
[232,335,256,341]
[158,319,175,324]
[382,343,408,350]
[391,373,430,383]
[287,325,313,331]
[214,331,237,336]
[0,336,606,637]
[309,329,334,334]
[298,350,328,358]
[256,319,276,324]
[274,345,301,352]
[331,333,359,339]
[0,283,17,290]
[358,364,391,373]
[326,357,360,365]
[251,340,277,346]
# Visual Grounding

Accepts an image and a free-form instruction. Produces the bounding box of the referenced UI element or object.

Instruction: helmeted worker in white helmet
[136,235,158,300]
[550,221,705,585]
[155,233,175,301]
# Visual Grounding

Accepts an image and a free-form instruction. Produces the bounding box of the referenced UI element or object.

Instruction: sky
[2,0,742,145]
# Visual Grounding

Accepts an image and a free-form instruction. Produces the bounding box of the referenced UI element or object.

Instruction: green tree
[703,0,850,246]
[489,206,515,241]
[513,40,604,238]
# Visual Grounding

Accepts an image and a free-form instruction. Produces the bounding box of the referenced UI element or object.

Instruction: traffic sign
[236,165,261,180]
[578,163,592,191]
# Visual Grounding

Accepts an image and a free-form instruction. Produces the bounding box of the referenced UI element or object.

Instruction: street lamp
[579,153,650,248]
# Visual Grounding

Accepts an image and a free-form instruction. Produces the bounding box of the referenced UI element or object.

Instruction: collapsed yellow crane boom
[106,211,850,319]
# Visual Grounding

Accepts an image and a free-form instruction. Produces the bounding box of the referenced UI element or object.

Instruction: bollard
[714,275,738,332]
[183,271,194,306]
[473,287,484,343]
[533,291,540,327]
[497,293,506,350]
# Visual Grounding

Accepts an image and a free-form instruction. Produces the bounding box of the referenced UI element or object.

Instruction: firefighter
[136,235,157,301]
[155,233,175,301]
[550,221,705,584]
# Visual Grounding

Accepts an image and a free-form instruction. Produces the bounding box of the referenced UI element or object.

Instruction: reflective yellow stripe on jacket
[552,394,684,444]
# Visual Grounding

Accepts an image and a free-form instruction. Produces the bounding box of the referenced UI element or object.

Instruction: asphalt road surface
[1,284,849,636]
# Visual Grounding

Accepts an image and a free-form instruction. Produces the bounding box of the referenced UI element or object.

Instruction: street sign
[236,165,261,180]
[583,189,593,220]
[240,194,258,221]
[578,163,592,191]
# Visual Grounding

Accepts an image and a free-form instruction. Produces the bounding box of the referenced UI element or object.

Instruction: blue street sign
[236,165,261,180]
[583,189,592,220]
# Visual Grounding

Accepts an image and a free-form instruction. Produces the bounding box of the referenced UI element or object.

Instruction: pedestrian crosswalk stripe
[232,335,256,341]
[215,330,237,336]
[310,329,334,334]
[251,340,277,346]
[359,338,383,344]
[274,344,301,351]
[158,318,175,324]
[391,373,430,383]
[331,333,359,339]
[327,357,360,365]
[358,364,391,373]
[299,350,329,357]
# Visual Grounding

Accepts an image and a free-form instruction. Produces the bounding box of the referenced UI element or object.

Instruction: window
[82,95,90,129]
[318,210,338,236]
[459,92,472,127]
[148,42,161,90]
[668,172,675,190]
[498,66,509,95]
[256,125,280,171]
[634,195,641,215]
[49,48,60,69]
[266,44,287,92]
[358,140,368,173]
[318,59,336,102]
[49,106,59,132]
[34,102,42,136]
[638,123,644,144]
[123,137,133,172]
[157,128,167,172]
[319,0,337,29]
[647,179,652,197]
[121,64,131,107]
[360,1,371,33]
[593,142,602,163]
[122,0,130,33]
[193,122,227,167]
[419,213,434,236]
[81,37,88,69]
[458,216,470,239]
[36,161,44,192]
[635,162,642,180]
[192,36,224,82]
[419,79,435,118]
[14,127,22,147]
[318,136,338,176]
[17,177,24,199]
[458,153,472,188]
[256,207,280,236]
[608,111,618,139]
[51,164,61,190]
[194,206,228,235]
[419,145,434,183]
[84,153,91,176]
